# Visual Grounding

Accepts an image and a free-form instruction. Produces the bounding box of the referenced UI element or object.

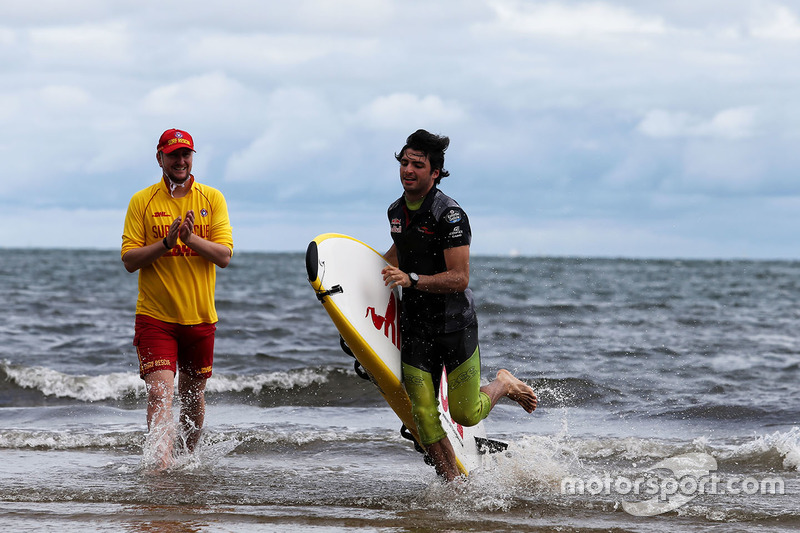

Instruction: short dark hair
[395,129,450,184]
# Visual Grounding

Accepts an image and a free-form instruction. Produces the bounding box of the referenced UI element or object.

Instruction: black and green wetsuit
[387,186,492,446]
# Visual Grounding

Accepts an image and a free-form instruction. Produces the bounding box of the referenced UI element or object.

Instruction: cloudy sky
[2,0,800,259]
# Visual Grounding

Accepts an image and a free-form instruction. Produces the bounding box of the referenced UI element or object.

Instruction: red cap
[157,129,195,154]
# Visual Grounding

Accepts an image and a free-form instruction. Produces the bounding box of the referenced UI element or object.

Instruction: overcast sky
[2,0,800,259]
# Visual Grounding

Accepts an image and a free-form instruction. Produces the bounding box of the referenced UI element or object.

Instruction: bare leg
[178,373,207,452]
[426,437,461,482]
[144,370,176,469]
[481,369,538,413]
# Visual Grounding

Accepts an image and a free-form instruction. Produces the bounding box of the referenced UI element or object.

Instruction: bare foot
[426,438,462,482]
[495,369,538,413]
[143,423,175,472]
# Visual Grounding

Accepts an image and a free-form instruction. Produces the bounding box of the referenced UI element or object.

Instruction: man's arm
[122,240,171,273]
[183,233,232,268]
[179,209,231,268]
[382,245,470,293]
[384,244,399,267]
[122,210,231,272]
[122,215,182,273]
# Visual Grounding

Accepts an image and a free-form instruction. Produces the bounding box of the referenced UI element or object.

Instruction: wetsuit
[388,186,491,446]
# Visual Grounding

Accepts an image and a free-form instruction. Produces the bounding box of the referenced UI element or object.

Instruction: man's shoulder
[430,189,464,219]
[193,180,226,200]
[387,196,405,213]
[431,188,460,205]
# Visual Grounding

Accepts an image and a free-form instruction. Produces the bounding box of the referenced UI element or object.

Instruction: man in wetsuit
[381,129,538,481]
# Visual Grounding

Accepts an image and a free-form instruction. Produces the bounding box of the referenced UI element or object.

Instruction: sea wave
[0,424,392,452]
[0,429,143,450]
[532,377,622,408]
[720,427,800,471]
[510,428,800,473]
[207,367,332,393]
[0,360,350,403]
[1,360,144,402]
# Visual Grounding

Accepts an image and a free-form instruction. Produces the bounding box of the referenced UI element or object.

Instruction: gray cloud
[1,1,799,258]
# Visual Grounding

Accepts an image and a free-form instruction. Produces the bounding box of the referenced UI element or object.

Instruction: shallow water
[0,249,798,531]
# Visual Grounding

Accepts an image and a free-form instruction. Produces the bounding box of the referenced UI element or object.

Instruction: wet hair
[395,129,450,185]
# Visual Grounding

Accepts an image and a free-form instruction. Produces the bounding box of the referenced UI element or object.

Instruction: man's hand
[178,210,195,244]
[382,265,410,290]
[163,215,182,249]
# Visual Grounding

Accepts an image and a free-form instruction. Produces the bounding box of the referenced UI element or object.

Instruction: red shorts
[134,315,216,379]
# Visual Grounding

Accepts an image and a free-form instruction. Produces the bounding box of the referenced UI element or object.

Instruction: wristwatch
[408,272,419,288]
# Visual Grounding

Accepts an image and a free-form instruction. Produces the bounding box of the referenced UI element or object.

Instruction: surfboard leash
[400,424,433,464]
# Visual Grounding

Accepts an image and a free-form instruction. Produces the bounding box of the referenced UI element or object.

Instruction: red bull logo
[365,292,400,349]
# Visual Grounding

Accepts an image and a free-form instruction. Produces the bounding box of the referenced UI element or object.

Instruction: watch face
[410,273,419,285]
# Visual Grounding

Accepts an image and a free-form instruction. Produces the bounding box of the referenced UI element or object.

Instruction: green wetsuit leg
[446,345,491,427]
[403,339,491,446]
[403,363,447,446]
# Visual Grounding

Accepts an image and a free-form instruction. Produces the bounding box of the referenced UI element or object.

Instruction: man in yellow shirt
[121,128,234,469]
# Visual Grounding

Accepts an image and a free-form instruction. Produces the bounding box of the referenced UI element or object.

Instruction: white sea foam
[2,360,333,401]
[236,427,352,446]
[0,429,142,450]
[0,424,355,451]
[3,361,144,401]
[205,368,330,393]
[422,426,800,520]
[418,426,581,515]
[722,427,800,471]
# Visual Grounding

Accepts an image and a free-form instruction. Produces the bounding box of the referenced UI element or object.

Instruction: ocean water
[0,248,798,532]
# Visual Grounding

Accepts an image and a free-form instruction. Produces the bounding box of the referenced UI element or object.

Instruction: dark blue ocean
[0,249,798,532]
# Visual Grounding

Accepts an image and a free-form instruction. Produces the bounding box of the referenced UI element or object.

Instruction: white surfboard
[305,233,505,475]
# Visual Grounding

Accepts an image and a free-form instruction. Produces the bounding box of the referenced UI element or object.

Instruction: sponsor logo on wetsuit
[445,209,462,223]
[390,218,402,234]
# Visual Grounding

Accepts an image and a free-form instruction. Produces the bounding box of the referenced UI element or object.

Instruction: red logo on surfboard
[439,370,465,440]
[365,292,400,349]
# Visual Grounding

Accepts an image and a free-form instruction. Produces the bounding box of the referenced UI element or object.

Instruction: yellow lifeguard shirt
[121,177,234,325]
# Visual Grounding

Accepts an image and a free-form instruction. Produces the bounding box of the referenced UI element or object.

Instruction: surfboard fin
[474,436,509,455]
